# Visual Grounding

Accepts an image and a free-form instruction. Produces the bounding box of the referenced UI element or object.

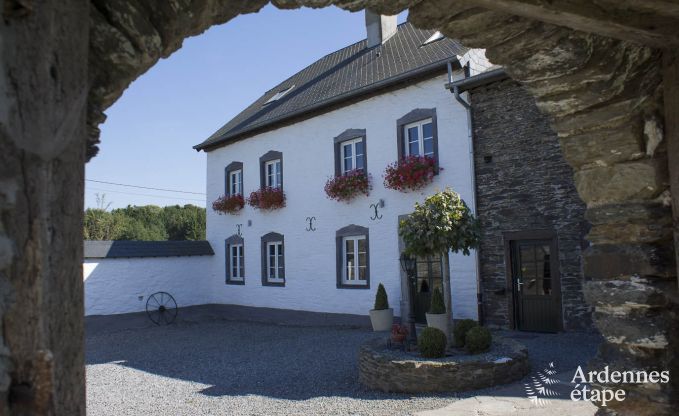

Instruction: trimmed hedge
[465,326,492,354]
[453,319,478,347]
[429,288,445,314]
[418,327,447,358]
[374,283,389,310]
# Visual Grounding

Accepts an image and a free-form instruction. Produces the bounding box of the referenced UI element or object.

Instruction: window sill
[337,282,370,289]
[226,279,245,285]
[263,280,285,287]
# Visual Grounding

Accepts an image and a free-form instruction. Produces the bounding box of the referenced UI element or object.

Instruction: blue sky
[85,5,407,209]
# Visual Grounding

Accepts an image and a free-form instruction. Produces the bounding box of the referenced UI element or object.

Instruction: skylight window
[422,31,445,46]
[263,85,295,105]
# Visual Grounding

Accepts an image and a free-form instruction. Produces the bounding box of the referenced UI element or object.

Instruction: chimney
[365,10,398,48]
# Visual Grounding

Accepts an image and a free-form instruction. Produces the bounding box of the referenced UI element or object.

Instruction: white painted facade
[83,256,215,316]
[205,72,479,320]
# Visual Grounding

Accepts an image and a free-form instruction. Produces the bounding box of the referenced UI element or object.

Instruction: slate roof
[194,23,467,151]
[84,240,215,259]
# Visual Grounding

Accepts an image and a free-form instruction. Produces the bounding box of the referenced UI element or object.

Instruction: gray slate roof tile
[84,240,215,259]
[194,23,466,151]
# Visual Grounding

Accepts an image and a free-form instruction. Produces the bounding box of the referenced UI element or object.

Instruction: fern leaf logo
[524,361,561,407]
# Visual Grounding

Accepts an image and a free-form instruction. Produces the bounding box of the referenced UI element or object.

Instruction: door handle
[516,278,523,292]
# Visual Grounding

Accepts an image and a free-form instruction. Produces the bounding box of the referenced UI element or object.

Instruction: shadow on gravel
[86,313,602,401]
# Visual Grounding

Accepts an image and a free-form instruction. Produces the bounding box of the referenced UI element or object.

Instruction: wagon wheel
[146,291,178,325]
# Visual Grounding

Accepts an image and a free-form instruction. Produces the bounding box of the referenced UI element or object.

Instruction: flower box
[212,194,244,215]
[383,155,439,192]
[324,169,371,202]
[247,187,286,210]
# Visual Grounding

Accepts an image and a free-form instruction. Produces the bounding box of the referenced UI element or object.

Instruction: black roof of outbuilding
[84,240,215,259]
[194,23,467,151]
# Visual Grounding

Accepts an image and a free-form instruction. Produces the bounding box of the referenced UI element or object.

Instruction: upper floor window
[333,129,368,177]
[225,234,245,285]
[265,159,282,188]
[261,232,285,286]
[396,109,439,164]
[404,118,434,158]
[335,225,370,289]
[259,151,284,190]
[224,161,244,196]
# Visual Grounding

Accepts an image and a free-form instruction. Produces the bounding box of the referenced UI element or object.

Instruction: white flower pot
[426,313,449,339]
[369,308,394,331]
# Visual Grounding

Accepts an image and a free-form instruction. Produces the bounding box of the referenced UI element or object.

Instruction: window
[396,109,439,164]
[224,161,243,196]
[341,138,365,174]
[333,129,367,177]
[259,151,284,191]
[265,159,282,188]
[342,236,367,285]
[336,225,370,289]
[229,169,243,195]
[225,234,245,285]
[261,232,285,286]
[266,242,284,282]
[404,118,434,157]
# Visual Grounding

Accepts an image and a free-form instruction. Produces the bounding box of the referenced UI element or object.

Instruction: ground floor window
[261,232,285,286]
[230,244,244,280]
[336,225,370,289]
[225,234,245,285]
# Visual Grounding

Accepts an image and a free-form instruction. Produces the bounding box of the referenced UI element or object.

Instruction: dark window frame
[336,224,370,289]
[261,231,285,287]
[259,151,283,190]
[225,161,244,196]
[333,129,368,177]
[225,234,245,285]
[396,108,439,167]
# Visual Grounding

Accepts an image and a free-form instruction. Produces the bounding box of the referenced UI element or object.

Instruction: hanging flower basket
[383,155,439,192]
[324,170,372,202]
[247,187,286,210]
[212,194,244,215]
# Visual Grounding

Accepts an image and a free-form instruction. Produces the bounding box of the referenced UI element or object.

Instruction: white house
[193,13,484,323]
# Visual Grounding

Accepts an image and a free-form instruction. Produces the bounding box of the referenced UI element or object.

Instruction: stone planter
[425,313,449,338]
[369,308,393,331]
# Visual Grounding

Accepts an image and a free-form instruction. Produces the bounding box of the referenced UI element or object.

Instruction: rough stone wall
[471,79,590,331]
[1,0,89,414]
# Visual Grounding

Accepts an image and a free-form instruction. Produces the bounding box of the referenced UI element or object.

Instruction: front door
[509,238,561,332]
[412,254,443,324]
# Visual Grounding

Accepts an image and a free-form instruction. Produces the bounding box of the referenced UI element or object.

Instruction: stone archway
[1,1,677,414]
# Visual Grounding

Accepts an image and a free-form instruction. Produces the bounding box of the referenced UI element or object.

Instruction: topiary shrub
[465,326,492,354]
[429,287,445,314]
[418,327,447,358]
[453,319,478,347]
[374,283,389,310]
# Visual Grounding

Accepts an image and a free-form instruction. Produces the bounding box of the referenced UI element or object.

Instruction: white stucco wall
[205,72,479,320]
[83,256,216,316]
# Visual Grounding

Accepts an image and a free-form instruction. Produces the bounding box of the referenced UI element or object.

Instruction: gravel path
[86,319,601,416]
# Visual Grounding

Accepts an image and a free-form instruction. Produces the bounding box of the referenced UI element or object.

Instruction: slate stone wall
[471,79,592,331]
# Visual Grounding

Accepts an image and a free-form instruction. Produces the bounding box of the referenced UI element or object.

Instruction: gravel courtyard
[86,315,601,416]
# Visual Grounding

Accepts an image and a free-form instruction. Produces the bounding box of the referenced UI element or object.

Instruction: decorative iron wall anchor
[236,224,243,236]
[306,216,316,231]
[370,199,384,220]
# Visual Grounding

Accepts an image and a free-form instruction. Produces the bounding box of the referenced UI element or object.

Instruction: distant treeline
[84,205,206,241]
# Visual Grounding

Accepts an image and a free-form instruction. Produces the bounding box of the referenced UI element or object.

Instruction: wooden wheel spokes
[145,291,178,326]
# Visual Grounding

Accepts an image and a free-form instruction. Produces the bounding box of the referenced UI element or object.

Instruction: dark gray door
[412,254,443,324]
[510,239,560,332]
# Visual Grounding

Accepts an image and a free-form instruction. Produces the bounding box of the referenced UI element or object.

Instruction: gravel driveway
[86,317,601,416]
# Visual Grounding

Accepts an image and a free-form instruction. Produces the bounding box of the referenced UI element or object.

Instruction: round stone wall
[358,336,530,393]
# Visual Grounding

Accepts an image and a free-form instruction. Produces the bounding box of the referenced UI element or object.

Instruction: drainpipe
[447,61,484,325]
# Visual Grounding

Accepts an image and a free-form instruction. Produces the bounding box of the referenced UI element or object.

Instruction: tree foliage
[398,188,480,257]
[83,204,206,241]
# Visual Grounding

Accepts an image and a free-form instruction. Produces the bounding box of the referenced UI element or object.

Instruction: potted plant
[369,283,393,331]
[425,288,448,337]
[399,188,480,340]
[247,187,286,210]
[324,170,371,202]
[390,324,409,344]
[212,193,244,215]
[383,155,439,192]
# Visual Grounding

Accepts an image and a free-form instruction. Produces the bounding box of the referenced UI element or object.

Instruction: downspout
[447,61,484,325]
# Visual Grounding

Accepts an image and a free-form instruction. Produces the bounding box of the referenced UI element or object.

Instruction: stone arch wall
[2,1,677,414]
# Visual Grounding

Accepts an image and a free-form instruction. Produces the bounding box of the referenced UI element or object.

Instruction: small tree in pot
[399,188,480,340]
[369,283,393,331]
[426,288,448,337]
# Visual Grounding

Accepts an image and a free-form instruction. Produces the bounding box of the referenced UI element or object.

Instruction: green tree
[399,188,480,335]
